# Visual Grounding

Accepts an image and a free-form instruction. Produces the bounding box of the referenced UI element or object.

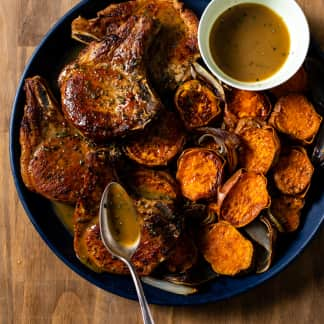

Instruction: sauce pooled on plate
[210,3,290,82]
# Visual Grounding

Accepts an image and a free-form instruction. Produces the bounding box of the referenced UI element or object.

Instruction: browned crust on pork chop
[73,150,181,275]
[20,76,92,203]
[71,0,199,93]
[60,15,162,142]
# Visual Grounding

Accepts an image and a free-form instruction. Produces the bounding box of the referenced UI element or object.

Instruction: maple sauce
[210,3,290,82]
[107,183,140,247]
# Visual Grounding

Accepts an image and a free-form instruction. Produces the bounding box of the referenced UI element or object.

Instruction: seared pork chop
[74,152,181,275]
[71,0,199,93]
[20,76,115,203]
[59,15,162,142]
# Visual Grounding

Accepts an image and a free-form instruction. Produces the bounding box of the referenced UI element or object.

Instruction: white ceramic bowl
[198,0,310,91]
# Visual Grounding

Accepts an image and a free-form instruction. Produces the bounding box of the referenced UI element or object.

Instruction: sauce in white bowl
[198,0,310,91]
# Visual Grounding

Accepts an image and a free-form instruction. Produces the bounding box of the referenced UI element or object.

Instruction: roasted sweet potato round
[273,146,314,196]
[218,169,270,227]
[224,89,271,130]
[123,168,180,201]
[269,94,322,144]
[176,148,225,202]
[270,67,308,98]
[270,195,305,232]
[235,119,280,174]
[200,221,254,276]
[175,79,222,130]
[124,111,186,166]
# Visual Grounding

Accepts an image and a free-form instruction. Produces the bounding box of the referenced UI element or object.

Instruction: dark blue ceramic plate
[9,0,324,305]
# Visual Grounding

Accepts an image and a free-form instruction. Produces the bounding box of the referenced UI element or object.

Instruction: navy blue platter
[9,0,324,305]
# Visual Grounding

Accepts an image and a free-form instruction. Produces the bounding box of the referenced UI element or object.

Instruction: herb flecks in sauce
[107,184,140,247]
[210,3,290,82]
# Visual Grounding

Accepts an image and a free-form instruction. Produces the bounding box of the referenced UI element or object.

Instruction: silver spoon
[99,182,155,324]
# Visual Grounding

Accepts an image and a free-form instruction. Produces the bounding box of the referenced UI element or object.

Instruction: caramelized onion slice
[244,216,276,273]
[163,262,218,287]
[191,62,226,104]
[196,127,240,173]
[173,62,227,130]
[142,276,198,295]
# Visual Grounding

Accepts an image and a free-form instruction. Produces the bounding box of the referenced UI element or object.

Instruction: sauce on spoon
[105,183,140,247]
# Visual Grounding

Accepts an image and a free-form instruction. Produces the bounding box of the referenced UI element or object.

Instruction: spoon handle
[125,260,155,324]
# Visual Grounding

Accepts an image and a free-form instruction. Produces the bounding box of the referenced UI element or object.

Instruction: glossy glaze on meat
[59,15,162,142]
[71,0,199,93]
[73,152,181,275]
[20,76,93,203]
[20,76,120,204]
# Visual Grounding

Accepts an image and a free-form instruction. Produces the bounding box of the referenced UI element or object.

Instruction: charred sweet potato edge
[273,146,314,198]
[176,148,225,202]
[174,79,223,130]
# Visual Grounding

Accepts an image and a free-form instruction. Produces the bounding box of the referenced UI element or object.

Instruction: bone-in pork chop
[73,152,181,275]
[71,0,199,93]
[59,15,162,142]
[20,76,115,203]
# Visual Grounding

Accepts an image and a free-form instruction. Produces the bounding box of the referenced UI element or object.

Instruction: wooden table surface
[1,0,324,323]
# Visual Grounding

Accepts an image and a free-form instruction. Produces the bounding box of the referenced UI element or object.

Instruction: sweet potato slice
[125,111,185,166]
[270,67,308,98]
[123,168,180,201]
[217,169,270,227]
[270,195,305,232]
[273,147,314,196]
[200,221,254,276]
[176,148,225,201]
[175,79,222,130]
[224,89,271,130]
[269,94,322,144]
[235,119,280,174]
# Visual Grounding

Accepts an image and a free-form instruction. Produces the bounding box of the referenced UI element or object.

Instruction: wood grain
[1,0,324,323]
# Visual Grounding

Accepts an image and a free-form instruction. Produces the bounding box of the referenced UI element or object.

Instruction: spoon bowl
[99,182,140,260]
[99,182,155,324]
